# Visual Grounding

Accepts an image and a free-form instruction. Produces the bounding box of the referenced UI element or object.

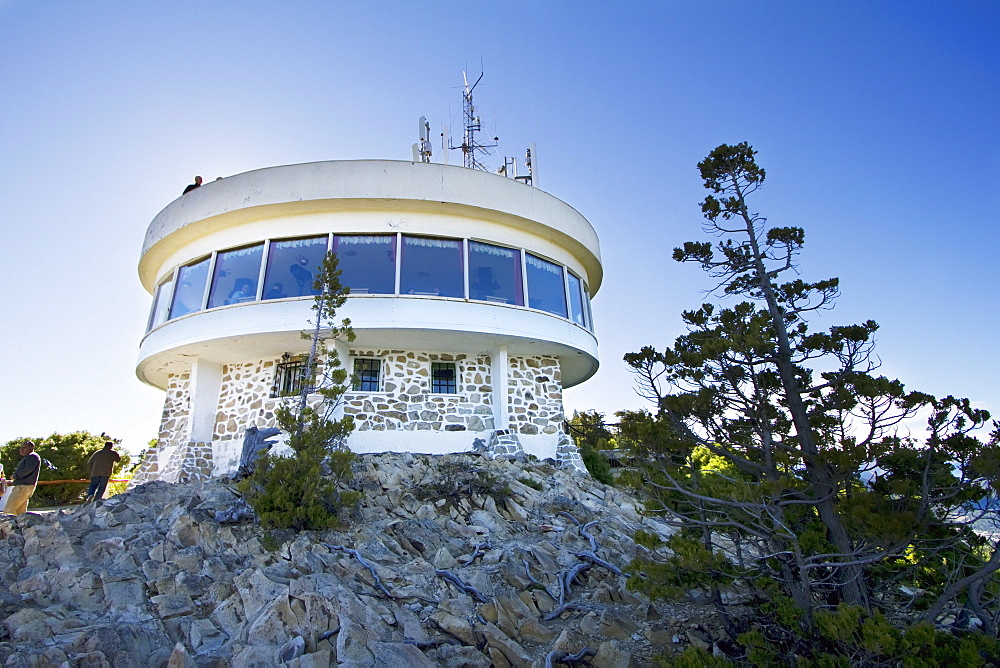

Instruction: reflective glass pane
[567,272,586,327]
[469,241,522,305]
[526,254,567,318]
[353,358,381,392]
[431,362,457,394]
[333,235,396,295]
[169,258,210,319]
[208,243,265,308]
[400,236,463,298]
[263,236,329,300]
[148,276,174,330]
[583,281,594,330]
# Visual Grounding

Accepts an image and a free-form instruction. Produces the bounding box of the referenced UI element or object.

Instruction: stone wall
[141,350,579,483]
[131,441,214,487]
[157,371,192,450]
[211,359,284,473]
[214,359,280,441]
[158,441,214,483]
[131,371,198,486]
[508,356,564,436]
[344,350,494,433]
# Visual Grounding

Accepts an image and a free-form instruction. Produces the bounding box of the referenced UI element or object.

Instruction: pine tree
[239,252,359,530]
[624,143,1000,660]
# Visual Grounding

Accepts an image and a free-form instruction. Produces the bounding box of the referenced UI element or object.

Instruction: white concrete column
[188,358,223,443]
[491,346,509,430]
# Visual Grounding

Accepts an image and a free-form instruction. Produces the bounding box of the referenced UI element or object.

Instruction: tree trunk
[737,185,870,612]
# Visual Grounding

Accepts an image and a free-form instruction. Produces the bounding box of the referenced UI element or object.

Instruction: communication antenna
[526,142,537,187]
[412,116,433,163]
[448,70,498,171]
[512,143,538,187]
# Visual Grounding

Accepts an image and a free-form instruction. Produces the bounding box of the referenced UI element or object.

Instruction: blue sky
[1,2,997,454]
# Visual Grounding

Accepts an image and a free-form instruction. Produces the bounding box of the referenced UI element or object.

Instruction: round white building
[133,160,601,483]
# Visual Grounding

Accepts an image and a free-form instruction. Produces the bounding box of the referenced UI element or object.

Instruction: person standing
[85,441,121,504]
[3,441,41,515]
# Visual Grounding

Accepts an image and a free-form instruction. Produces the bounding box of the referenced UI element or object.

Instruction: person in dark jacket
[3,441,41,515]
[84,441,121,504]
[183,175,203,194]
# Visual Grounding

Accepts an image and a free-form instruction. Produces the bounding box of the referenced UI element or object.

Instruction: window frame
[399,234,465,298]
[467,239,524,306]
[147,274,176,331]
[352,358,382,392]
[271,356,312,398]
[430,361,458,394]
[262,234,331,301]
[207,242,266,309]
[583,280,595,331]
[524,251,569,318]
[168,255,212,320]
[150,233,594,328]
[566,270,588,328]
[332,234,398,295]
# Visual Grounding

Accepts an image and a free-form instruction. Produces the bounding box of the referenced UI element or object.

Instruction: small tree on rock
[567,410,615,484]
[238,252,360,530]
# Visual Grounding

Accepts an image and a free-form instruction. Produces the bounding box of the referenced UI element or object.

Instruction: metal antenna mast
[449,71,497,170]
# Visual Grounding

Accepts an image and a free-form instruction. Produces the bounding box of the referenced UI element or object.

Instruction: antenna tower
[449,71,497,171]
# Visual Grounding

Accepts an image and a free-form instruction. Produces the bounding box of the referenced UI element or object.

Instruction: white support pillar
[491,346,509,430]
[188,358,223,443]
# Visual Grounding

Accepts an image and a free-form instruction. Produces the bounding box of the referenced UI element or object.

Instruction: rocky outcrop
[0,453,709,666]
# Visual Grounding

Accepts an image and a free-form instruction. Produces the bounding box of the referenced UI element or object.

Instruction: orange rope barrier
[2,479,130,485]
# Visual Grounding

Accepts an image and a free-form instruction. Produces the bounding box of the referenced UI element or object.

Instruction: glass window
[169,257,210,319]
[272,357,311,397]
[353,358,381,392]
[567,272,587,327]
[431,362,457,394]
[208,243,264,309]
[583,281,594,330]
[525,253,567,318]
[469,241,523,305]
[148,276,174,331]
[400,236,463,298]
[333,235,396,295]
[263,236,329,300]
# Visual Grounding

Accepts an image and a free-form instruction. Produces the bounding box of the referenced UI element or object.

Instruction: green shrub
[580,442,614,485]
[518,476,543,491]
[239,438,359,530]
[415,460,511,508]
[237,251,358,530]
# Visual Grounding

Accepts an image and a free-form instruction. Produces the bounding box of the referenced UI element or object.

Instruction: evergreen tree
[567,410,615,484]
[623,143,1000,661]
[239,252,359,530]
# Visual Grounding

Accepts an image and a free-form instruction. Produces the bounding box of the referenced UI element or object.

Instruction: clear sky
[1,2,997,454]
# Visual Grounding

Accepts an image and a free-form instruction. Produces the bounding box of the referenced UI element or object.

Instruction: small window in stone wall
[431,362,457,394]
[272,357,311,397]
[353,358,381,392]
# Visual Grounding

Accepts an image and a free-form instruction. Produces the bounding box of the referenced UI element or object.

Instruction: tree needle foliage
[239,252,360,530]
[623,143,1000,664]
